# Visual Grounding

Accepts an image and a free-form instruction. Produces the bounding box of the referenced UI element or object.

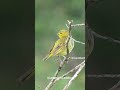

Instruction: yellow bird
[43,30,74,61]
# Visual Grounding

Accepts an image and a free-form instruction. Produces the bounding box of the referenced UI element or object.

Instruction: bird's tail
[42,53,52,61]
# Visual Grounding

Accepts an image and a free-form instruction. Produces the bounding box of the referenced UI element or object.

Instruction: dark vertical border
[15,0,35,89]
[86,0,120,90]
[0,0,35,90]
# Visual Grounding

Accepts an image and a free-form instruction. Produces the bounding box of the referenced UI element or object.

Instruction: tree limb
[63,60,85,90]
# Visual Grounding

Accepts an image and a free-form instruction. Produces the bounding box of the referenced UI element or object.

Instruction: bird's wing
[50,39,65,56]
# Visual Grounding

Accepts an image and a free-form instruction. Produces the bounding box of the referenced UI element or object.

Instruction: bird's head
[57,30,69,38]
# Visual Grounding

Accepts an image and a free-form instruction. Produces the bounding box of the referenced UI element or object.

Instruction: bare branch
[71,23,85,27]
[92,31,120,44]
[16,65,35,84]
[66,20,73,58]
[44,57,67,90]
[53,60,85,84]
[87,74,120,78]
[69,57,85,60]
[109,80,120,90]
[63,60,85,90]
[66,24,69,29]
[72,38,85,44]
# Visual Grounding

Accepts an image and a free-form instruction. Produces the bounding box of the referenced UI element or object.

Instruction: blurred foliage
[35,0,85,90]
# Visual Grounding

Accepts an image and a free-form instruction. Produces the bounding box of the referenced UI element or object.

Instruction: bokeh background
[35,0,85,90]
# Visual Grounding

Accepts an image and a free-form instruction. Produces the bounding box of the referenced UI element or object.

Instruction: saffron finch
[43,30,74,61]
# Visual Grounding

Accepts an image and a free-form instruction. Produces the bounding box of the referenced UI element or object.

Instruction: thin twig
[16,65,35,84]
[53,60,85,84]
[71,23,85,27]
[86,74,120,78]
[68,23,85,45]
[72,38,85,44]
[66,24,69,29]
[63,60,85,90]
[109,80,120,90]
[69,57,85,60]
[44,57,67,90]
[66,20,73,58]
[92,31,120,44]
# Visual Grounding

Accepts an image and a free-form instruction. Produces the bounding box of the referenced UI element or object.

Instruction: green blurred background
[35,0,85,90]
